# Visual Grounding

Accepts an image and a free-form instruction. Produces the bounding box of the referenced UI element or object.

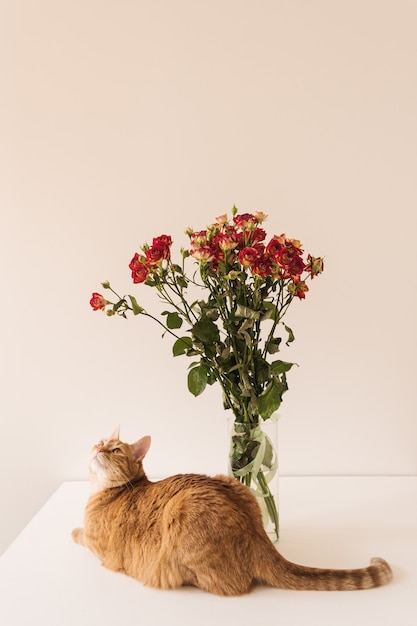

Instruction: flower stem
[256,469,279,540]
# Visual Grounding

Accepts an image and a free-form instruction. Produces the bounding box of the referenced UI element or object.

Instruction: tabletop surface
[1,476,416,626]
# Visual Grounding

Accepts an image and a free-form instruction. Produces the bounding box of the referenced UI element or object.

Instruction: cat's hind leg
[192,571,253,596]
[184,545,254,596]
[140,560,186,591]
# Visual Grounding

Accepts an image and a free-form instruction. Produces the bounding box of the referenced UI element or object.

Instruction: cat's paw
[71,527,85,545]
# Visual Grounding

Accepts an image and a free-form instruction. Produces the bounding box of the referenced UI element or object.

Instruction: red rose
[130,261,149,283]
[273,248,289,270]
[153,234,172,248]
[233,213,256,228]
[238,246,259,268]
[306,254,324,278]
[145,243,170,265]
[129,253,143,271]
[251,257,272,277]
[289,281,309,299]
[250,227,266,244]
[287,254,306,280]
[90,292,106,311]
[238,227,266,248]
[212,247,225,263]
[274,244,304,273]
[266,235,286,257]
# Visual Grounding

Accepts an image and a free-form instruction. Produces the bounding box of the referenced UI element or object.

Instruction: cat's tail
[257,544,392,591]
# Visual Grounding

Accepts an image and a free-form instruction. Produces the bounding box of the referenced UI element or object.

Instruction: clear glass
[228,416,279,542]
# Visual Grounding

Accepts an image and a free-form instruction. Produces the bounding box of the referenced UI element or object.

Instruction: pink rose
[213,233,238,252]
[189,230,208,248]
[254,211,267,223]
[190,246,215,263]
[215,214,228,225]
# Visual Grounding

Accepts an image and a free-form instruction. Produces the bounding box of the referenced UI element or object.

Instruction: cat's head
[89,426,151,491]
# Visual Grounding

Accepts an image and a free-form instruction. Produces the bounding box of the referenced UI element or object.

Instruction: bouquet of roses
[90,207,324,538]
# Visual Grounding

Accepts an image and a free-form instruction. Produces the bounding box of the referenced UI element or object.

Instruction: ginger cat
[72,428,392,596]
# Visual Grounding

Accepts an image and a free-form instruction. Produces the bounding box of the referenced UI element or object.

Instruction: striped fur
[72,433,392,596]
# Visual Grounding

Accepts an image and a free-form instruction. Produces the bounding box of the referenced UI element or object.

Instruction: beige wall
[1,0,416,554]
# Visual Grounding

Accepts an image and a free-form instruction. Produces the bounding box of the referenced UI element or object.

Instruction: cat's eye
[112,447,121,453]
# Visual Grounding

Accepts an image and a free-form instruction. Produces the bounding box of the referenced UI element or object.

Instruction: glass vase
[228,416,279,542]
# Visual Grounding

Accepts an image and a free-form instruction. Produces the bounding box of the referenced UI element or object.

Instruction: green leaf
[257,379,285,419]
[235,304,260,320]
[166,312,183,329]
[284,324,295,345]
[207,369,217,385]
[176,276,188,289]
[192,318,220,344]
[237,319,253,349]
[263,438,274,468]
[128,295,143,315]
[266,337,282,354]
[261,301,278,322]
[198,300,219,320]
[217,357,241,375]
[113,299,126,312]
[239,330,252,349]
[271,359,295,374]
[187,365,209,397]
[254,355,270,385]
[204,308,219,321]
[172,336,193,356]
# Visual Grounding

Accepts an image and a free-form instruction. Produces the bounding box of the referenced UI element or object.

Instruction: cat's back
[151,472,256,508]
[84,471,264,566]
[86,472,259,527]
[147,472,263,531]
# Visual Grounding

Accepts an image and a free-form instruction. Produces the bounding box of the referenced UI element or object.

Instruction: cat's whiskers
[124,479,135,492]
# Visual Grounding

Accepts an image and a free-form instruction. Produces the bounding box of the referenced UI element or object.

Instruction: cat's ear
[109,425,120,441]
[131,436,151,462]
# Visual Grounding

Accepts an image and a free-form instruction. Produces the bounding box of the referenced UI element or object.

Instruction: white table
[1,477,416,626]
